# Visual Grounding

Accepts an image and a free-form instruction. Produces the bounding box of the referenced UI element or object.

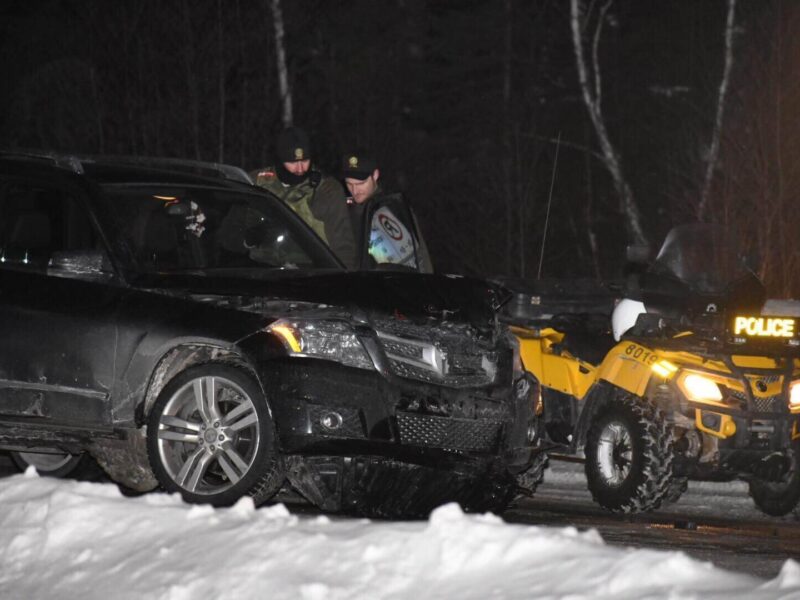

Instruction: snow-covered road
[0,456,799,599]
[508,458,800,580]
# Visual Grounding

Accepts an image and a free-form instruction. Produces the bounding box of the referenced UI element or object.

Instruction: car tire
[10,451,105,480]
[748,441,800,517]
[146,363,284,507]
[584,394,676,513]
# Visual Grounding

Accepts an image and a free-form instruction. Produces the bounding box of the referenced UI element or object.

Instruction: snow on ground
[1,470,799,600]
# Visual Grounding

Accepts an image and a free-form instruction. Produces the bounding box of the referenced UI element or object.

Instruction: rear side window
[0,183,105,275]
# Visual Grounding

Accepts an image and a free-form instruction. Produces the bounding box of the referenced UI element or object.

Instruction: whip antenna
[537,131,561,279]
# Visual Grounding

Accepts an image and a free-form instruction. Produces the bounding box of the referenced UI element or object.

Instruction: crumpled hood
[130,270,509,330]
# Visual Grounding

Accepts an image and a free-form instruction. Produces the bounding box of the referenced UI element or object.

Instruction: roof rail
[0,150,254,185]
[80,155,254,185]
[0,150,84,174]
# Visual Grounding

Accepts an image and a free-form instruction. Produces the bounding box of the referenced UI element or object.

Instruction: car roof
[0,151,254,189]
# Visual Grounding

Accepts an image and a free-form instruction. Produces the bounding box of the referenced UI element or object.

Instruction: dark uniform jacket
[252,167,357,269]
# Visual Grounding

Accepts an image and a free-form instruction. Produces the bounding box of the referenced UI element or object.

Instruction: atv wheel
[748,442,800,517]
[515,451,549,497]
[10,451,104,480]
[584,394,676,513]
[147,364,284,507]
[662,477,689,504]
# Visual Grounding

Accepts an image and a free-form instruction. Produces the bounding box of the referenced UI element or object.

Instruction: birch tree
[698,0,737,220]
[269,0,293,128]
[569,0,648,246]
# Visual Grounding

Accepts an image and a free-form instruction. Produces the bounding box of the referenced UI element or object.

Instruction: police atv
[503,223,800,515]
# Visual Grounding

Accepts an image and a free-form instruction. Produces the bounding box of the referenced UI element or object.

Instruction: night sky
[1,1,796,294]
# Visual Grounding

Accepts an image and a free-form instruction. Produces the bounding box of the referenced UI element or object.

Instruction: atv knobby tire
[748,441,800,517]
[343,459,519,519]
[662,476,689,505]
[584,394,676,513]
[515,451,548,497]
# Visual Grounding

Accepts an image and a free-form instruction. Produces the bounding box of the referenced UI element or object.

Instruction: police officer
[342,151,432,273]
[252,127,356,269]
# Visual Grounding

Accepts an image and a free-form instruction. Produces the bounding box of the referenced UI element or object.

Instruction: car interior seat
[134,207,180,268]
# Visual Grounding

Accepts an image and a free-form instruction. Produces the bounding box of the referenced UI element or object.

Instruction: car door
[359,193,433,273]
[0,178,122,426]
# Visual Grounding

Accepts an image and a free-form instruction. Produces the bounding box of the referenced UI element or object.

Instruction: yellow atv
[504,224,800,515]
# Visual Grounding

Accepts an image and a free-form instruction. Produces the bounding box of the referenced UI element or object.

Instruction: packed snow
[1,469,799,599]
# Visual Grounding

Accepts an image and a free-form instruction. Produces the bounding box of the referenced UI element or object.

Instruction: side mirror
[626,244,651,265]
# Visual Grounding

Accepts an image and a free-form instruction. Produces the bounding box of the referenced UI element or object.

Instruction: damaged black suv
[0,152,541,516]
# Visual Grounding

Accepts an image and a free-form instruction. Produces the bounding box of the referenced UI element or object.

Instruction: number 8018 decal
[624,343,658,365]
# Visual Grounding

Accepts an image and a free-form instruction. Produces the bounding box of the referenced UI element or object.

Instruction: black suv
[0,152,541,516]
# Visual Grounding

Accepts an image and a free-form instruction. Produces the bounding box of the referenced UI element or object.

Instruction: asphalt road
[504,458,800,580]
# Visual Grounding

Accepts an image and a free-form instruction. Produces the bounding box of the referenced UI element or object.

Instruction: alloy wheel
[155,375,261,496]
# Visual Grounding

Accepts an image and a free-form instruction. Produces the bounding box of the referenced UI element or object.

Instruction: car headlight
[789,380,800,410]
[678,373,723,403]
[266,319,374,370]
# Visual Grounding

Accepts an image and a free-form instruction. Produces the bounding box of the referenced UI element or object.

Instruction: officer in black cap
[251,127,356,269]
[342,151,432,273]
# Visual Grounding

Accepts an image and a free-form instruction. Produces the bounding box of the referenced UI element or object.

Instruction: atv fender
[572,382,615,452]
[596,341,659,398]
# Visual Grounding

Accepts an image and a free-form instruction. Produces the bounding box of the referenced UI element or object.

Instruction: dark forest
[1,1,798,294]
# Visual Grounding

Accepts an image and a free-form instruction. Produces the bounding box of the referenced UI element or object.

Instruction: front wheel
[146,363,284,507]
[584,394,676,513]
[748,442,800,517]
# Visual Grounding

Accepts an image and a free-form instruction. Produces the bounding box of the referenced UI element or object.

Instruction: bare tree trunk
[569,0,647,246]
[90,66,105,153]
[269,0,293,128]
[217,0,226,162]
[503,0,514,275]
[584,121,601,279]
[182,0,201,160]
[698,0,737,220]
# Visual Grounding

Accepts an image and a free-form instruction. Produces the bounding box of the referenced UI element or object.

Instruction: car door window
[0,183,112,279]
[362,194,425,271]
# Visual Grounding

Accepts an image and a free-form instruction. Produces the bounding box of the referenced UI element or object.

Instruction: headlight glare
[789,381,800,409]
[266,319,373,370]
[680,373,723,402]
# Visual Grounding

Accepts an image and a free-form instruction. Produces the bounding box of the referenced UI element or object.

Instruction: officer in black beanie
[251,127,356,269]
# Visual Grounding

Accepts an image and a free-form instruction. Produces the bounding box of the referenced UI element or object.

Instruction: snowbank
[0,472,797,600]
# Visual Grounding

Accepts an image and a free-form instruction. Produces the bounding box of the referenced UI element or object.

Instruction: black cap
[276,127,311,163]
[342,152,377,180]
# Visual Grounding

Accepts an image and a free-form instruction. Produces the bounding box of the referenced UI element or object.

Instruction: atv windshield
[650,224,754,294]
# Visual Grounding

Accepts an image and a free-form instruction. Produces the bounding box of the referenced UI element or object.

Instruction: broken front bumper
[259,358,536,471]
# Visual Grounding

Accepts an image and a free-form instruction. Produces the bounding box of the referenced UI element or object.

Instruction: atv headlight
[266,319,373,370]
[789,380,800,410]
[678,373,723,403]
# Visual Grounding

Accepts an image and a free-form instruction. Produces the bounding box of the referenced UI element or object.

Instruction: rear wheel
[584,394,676,513]
[10,451,104,480]
[748,442,800,517]
[146,363,284,506]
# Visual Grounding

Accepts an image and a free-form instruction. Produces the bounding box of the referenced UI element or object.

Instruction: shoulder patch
[258,170,276,179]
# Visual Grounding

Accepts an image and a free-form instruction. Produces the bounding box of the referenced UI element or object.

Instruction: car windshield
[651,223,753,293]
[100,185,341,274]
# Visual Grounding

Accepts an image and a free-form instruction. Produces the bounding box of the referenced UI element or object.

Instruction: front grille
[728,389,787,414]
[374,319,500,388]
[396,412,502,451]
